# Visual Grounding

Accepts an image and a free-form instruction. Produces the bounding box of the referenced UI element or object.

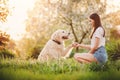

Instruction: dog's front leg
[62,45,73,59]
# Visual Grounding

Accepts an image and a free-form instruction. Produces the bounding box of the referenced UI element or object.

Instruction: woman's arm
[89,37,100,54]
[78,44,91,50]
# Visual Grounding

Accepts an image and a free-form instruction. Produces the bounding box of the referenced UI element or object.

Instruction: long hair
[89,13,105,38]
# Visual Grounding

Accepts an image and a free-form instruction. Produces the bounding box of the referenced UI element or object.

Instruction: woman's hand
[72,42,80,48]
[88,51,94,54]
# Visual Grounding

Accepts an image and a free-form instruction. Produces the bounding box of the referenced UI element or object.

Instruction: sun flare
[0,0,35,40]
[0,0,120,41]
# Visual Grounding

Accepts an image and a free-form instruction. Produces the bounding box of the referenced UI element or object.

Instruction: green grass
[0,58,120,80]
[1,68,120,80]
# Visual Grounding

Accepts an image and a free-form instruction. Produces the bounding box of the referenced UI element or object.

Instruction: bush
[106,39,120,61]
[29,45,42,59]
[110,27,120,39]
[0,49,15,59]
[88,62,111,72]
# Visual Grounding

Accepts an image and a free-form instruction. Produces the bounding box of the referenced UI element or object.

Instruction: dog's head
[51,29,70,42]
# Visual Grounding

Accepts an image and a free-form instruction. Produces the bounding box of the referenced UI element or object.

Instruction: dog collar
[52,40,61,45]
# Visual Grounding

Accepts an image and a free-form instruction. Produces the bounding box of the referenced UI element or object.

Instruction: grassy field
[0,58,120,80]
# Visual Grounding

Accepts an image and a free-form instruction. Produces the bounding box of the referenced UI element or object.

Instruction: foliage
[110,27,120,39]
[16,0,117,58]
[104,10,120,27]
[88,62,110,72]
[112,60,120,71]
[29,45,42,59]
[22,0,62,57]
[0,31,10,49]
[106,39,120,61]
[16,0,115,58]
[0,30,17,57]
[0,49,14,59]
[57,0,107,43]
[0,0,9,22]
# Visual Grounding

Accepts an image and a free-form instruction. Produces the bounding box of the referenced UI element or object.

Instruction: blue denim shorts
[93,46,108,64]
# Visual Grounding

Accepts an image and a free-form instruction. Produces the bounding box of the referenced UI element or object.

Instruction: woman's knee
[74,53,78,60]
[74,54,85,63]
[74,53,81,60]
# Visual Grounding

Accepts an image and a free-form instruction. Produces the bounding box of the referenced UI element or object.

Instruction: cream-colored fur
[38,29,73,62]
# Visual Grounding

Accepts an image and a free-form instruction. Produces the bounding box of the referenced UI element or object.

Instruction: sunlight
[116,25,120,35]
[0,0,35,40]
[0,0,120,40]
[106,0,120,14]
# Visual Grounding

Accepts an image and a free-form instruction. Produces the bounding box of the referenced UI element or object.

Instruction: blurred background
[0,0,120,60]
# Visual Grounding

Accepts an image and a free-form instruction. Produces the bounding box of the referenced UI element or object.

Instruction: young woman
[74,13,108,64]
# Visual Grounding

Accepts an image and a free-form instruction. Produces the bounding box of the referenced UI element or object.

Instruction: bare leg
[74,53,97,63]
[76,57,91,64]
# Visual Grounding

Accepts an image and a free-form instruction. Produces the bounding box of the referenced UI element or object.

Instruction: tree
[56,0,107,51]
[20,0,111,58]
[0,0,16,58]
[0,0,9,22]
[110,26,120,40]
[0,0,11,50]
[0,31,10,50]
[19,0,61,58]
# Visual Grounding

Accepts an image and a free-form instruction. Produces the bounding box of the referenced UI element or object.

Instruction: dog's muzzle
[62,33,70,39]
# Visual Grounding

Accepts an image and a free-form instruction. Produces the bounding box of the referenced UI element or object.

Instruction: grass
[0,58,120,80]
[1,68,120,80]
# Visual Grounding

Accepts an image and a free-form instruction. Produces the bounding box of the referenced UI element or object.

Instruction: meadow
[0,39,120,80]
[1,0,120,80]
[0,58,120,80]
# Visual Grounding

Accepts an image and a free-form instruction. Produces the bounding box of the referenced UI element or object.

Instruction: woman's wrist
[88,51,94,54]
[79,44,91,50]
[79,44,85,48]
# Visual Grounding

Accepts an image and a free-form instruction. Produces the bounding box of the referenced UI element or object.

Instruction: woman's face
[89,18,95,28]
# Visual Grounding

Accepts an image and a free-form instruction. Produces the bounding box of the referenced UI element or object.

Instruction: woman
[74,13,108,64]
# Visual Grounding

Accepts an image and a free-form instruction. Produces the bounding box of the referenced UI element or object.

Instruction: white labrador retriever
[38,29,73,62]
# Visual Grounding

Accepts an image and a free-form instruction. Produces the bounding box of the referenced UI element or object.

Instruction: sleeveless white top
[91,27,105,48]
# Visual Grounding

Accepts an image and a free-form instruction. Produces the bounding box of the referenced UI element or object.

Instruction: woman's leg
[75,57,91,63]
[74,53,97,63]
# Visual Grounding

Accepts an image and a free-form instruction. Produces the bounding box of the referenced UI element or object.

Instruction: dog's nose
[68,32,70,35]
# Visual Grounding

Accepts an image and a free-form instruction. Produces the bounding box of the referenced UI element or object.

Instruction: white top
[91,27,105,48]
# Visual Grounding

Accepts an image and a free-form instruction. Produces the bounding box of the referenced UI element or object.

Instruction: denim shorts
[93,46,108,64]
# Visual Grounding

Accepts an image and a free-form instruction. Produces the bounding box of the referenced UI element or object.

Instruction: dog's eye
[62,31,64,33]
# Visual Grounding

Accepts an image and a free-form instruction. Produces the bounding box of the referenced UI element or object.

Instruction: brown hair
[89,13,105,38]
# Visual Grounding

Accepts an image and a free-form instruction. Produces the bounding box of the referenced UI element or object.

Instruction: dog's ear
[51,30,60,41]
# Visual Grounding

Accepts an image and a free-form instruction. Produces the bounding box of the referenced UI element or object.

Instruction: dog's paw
[62,56,70,60]
[61,57,66,59]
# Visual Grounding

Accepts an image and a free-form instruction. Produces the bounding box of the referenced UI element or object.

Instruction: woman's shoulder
[96,27,104,32]
[94,27,104,35]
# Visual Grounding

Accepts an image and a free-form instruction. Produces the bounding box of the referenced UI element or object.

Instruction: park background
[0,0,120,80]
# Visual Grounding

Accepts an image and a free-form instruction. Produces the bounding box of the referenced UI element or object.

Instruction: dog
[37,29,73,62]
